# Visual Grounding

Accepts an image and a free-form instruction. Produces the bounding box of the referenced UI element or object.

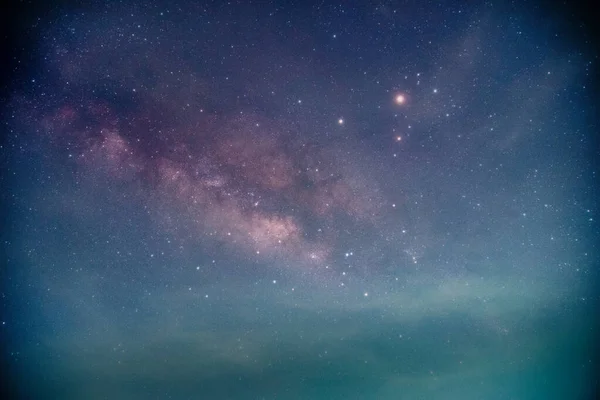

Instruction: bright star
[395,94,406,105]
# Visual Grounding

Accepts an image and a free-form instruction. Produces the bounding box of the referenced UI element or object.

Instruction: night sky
[2,1,599,399]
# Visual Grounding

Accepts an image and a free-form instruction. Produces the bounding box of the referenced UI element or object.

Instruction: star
[395,94,406,105]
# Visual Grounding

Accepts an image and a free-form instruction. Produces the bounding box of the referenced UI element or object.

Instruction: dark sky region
[1,0,599,399]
